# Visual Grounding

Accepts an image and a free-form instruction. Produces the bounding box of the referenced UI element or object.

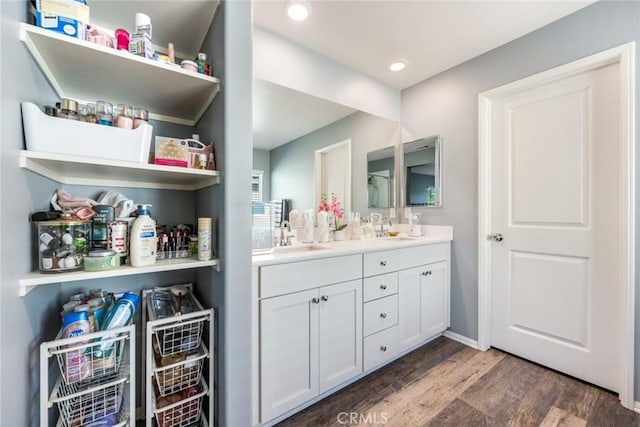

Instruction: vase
[333,230,345,241]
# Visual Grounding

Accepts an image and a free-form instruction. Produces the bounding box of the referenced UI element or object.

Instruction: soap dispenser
[409,212,423,237]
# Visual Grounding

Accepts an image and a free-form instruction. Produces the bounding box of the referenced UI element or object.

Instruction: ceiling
[252,0,595,150]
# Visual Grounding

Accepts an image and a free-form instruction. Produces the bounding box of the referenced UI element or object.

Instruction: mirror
[367,146,395,208]
[402,135,442,207]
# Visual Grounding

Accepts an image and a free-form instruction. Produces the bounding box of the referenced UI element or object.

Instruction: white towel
[97,191,136,218]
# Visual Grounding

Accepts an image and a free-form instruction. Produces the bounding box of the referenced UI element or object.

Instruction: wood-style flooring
[276,337,640,427]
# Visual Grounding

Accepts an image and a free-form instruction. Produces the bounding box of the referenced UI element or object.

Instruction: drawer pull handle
[422,270,432,276]
[380,346,387,352]
[311,297,320,304]
[380,313,387,319]
[380,261,387,267]
[380,284,387,290]
[321,295,329,302]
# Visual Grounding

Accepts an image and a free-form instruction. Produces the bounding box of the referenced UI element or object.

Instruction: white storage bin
[21,102,152,163]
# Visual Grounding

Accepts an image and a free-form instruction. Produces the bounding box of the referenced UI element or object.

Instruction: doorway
[477,43,635,408]
[315,139,352,216]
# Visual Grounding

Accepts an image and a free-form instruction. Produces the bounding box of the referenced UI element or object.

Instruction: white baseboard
[443,330,479,350]
[634,401,640,414]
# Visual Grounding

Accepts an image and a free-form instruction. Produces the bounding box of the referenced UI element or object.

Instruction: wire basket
[153,315,207,358]
[50,331,128,385]
[154,379,207,427]
[153,341,207,397]
[51,369,127,427]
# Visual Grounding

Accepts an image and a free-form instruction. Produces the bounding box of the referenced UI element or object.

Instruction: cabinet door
[398,265,424,351]
[318,279,362,393]
[260,289,319,422]
[421,261,448,339]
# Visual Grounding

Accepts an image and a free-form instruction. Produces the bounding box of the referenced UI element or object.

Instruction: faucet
[379,218,392,237]
[279,220,292,246]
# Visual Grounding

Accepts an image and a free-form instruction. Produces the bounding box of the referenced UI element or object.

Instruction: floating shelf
[20,23,220,126]
[20,257,220,296]
[20,150,220,190]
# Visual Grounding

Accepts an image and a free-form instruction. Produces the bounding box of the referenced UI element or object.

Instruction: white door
[489,63,620,391]
[260,289,319,422]
[318,279,362,393]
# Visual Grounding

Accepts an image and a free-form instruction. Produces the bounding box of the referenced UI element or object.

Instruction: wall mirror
[402,135,442,207]
[367,146,395,208]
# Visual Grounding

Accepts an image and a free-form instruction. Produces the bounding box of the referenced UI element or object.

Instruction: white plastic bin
[21,102,152,163]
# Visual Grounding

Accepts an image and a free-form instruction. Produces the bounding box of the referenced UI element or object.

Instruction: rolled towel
[51,189,98,211]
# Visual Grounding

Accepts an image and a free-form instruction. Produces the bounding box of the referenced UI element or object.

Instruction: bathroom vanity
[252,226,453,425]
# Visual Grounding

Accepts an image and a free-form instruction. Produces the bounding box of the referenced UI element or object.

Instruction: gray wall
[270,111,398,214]
[400,0,640,399]
[253,148,271,201]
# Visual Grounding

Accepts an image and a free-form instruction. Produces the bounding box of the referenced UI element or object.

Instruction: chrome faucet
[279,220,292,246]
[379,218,392,237]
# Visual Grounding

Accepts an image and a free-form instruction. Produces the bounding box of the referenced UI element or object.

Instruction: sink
[383,236,418,241]
[274,244,331,253]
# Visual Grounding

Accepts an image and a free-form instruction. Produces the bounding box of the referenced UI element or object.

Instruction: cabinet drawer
[363,326,398,372]
[363,272,398,302]
[363,294,398,337]
[395,243,449,271]
[260,254,362,298]
[363,250,398,277]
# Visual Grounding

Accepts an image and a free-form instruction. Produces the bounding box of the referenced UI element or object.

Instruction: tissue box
[33,0,89,39]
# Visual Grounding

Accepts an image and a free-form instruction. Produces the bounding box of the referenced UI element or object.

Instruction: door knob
[311,297,320,304]
[321,295,329,302]
[488,233,504,242]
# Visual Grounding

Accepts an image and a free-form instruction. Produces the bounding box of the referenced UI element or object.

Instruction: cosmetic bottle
[130,204,157,267]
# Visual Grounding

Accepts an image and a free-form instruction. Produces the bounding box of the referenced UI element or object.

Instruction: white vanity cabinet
[397,244,450,352]
[259,255,363,422]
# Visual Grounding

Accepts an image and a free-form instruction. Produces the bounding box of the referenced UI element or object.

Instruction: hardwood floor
[276,337,640,427]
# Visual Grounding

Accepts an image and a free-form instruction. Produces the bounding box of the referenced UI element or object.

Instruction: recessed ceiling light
[389,61,407,72]
[287,1,311,21]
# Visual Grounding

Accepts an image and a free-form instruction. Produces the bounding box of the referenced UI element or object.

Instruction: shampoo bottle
[130,204,156,266]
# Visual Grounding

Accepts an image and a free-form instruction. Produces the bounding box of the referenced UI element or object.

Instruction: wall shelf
[20,23,220,126]
[20,150,220,190]
[20,257,220,296]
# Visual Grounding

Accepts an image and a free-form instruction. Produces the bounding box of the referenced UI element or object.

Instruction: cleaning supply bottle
[130,204,156,266]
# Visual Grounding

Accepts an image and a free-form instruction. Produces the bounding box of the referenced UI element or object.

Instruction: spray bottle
[130,204,156,266]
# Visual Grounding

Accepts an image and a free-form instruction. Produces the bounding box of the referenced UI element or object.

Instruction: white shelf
[20,257,220,296]
[20,23,220,126]
[20,150,220,190]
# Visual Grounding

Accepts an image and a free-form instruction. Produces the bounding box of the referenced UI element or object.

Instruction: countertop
[252,225,453,266]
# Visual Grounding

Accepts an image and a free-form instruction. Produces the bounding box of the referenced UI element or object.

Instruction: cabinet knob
[311,297,320,304]
[422,270,432,276]
[380,284,387,290]
[321,295,329,302]
[380,346,387,352]
[380,313,387,319]
[380,260,387,267]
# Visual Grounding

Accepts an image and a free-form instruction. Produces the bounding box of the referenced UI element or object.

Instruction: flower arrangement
[318,193,347,231]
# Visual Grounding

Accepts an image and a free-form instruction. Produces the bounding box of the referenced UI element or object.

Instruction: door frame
[314,138,352,216]
[477,42,635,408]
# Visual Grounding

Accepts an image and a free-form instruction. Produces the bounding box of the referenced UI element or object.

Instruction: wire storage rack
[40,324,135,427]
[143,285,214,427]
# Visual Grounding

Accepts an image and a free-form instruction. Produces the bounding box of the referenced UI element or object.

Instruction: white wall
[254,26,401,122]
[400,0,640,399]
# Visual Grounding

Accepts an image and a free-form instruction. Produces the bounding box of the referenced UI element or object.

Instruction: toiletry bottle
[93,292,139,358]
[130,204,157,266]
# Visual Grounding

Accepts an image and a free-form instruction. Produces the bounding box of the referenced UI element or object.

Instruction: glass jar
[77,103,87,121]
[114,104,133,129]
[96,100,113,126]
[84,102,97,123]
[57,98,79,120]
[132,107,149,128]
[42,105,57,117]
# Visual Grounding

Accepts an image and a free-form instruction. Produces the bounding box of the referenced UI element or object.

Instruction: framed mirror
[402,135,442,207]
[367,146,395,208]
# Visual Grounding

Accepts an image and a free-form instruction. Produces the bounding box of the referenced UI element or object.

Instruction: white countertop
[252,225,453,266]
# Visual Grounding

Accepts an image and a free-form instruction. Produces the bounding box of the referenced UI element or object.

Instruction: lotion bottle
[130,204,156,266]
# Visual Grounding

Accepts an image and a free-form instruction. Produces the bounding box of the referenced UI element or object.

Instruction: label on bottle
[198,229,211,260]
